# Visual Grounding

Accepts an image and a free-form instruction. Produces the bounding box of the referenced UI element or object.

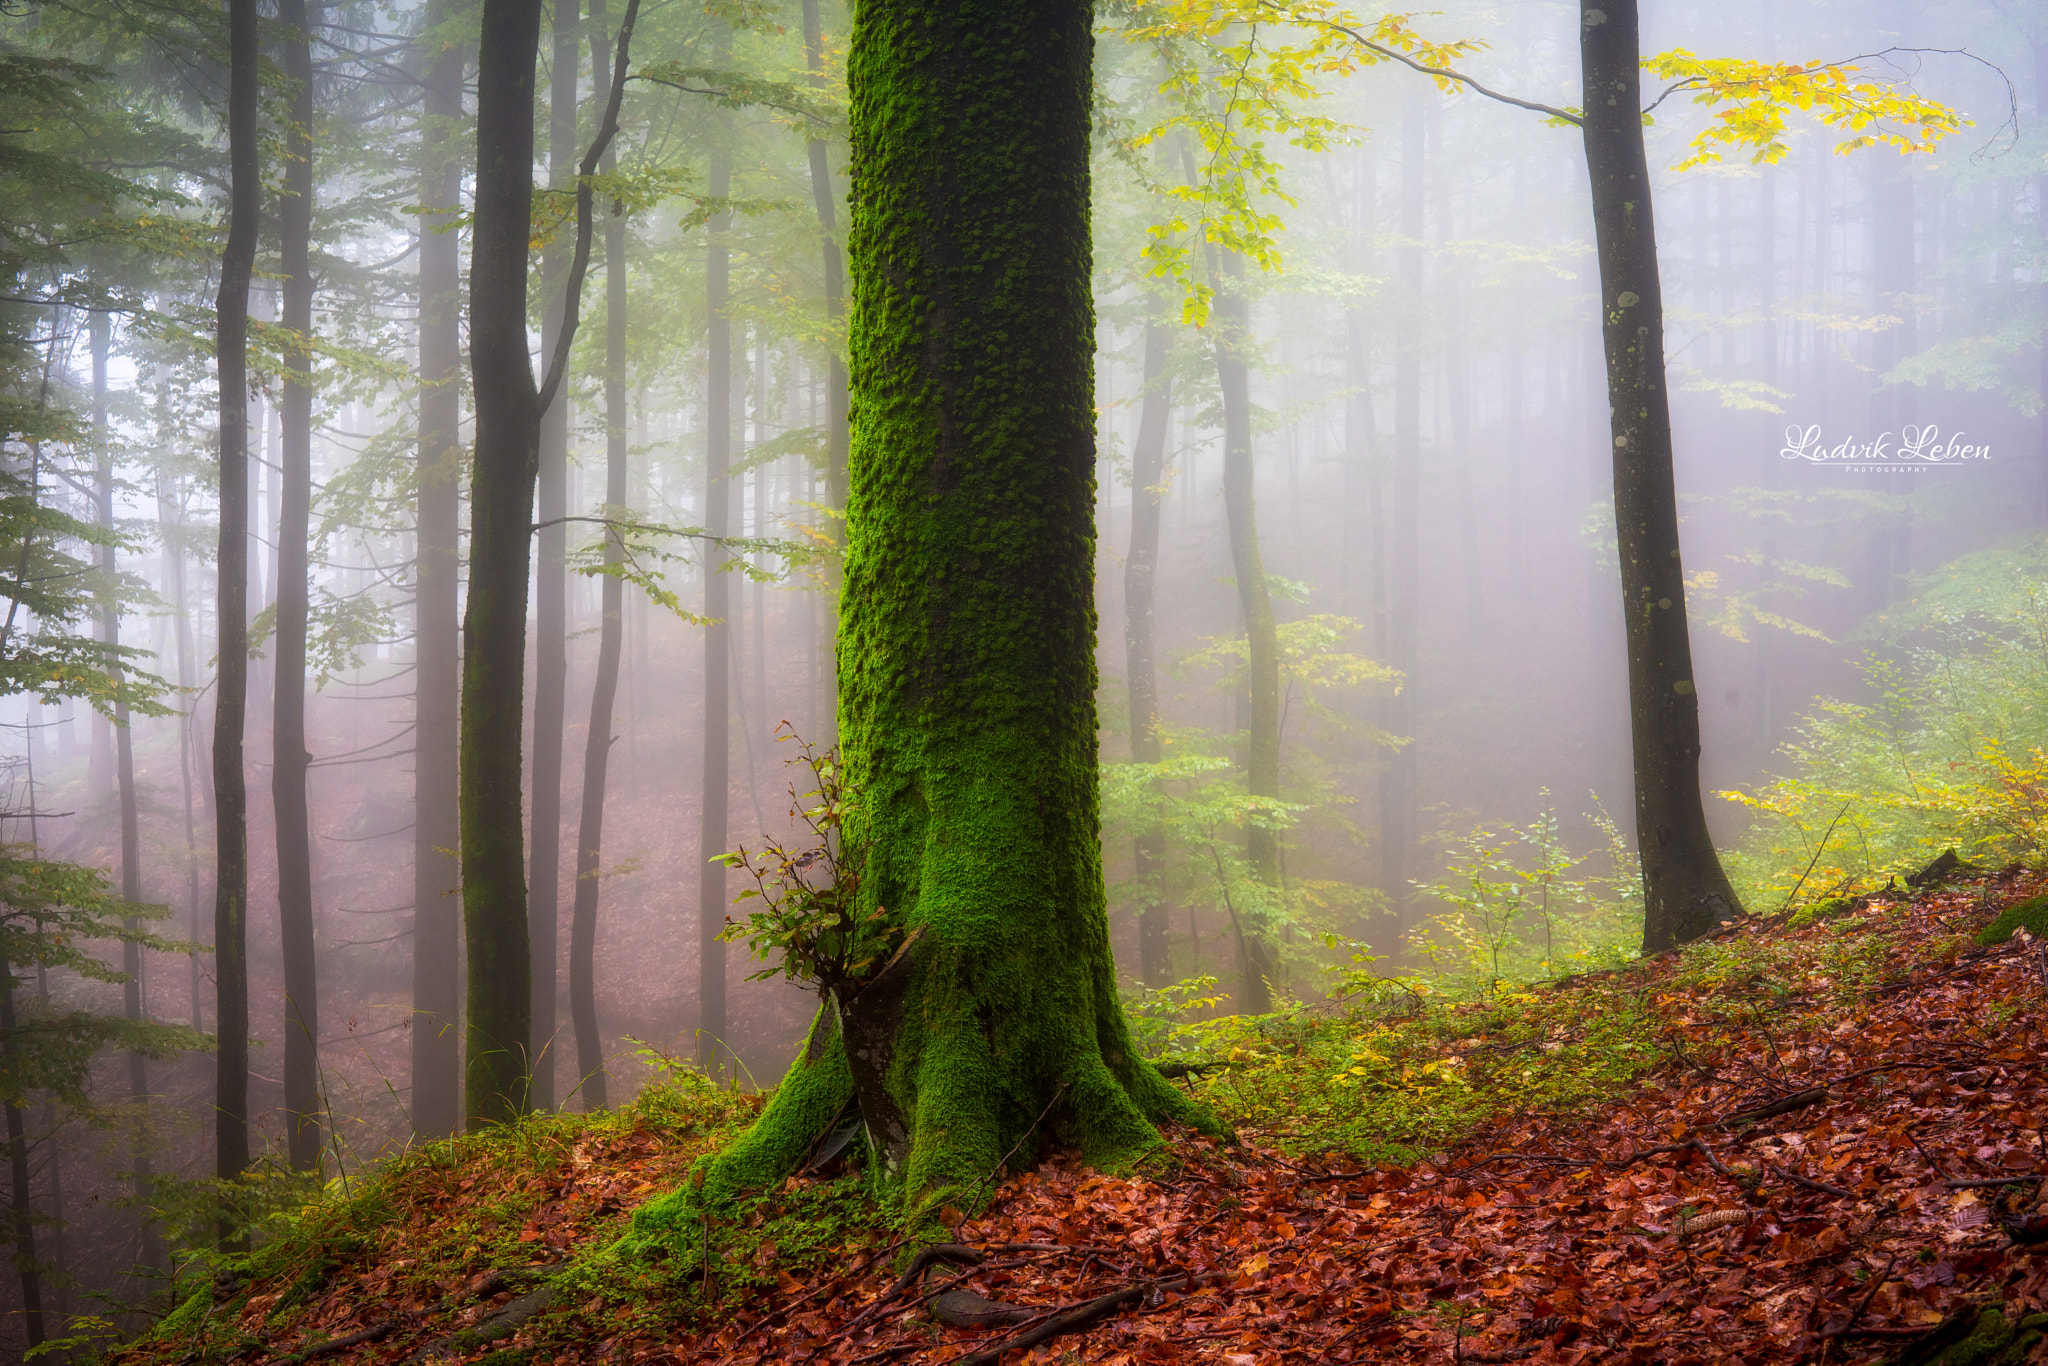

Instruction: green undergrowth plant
[717,730,896,996]
[125,1072,768,1360]
[1165,879,1978,1166]
[1168,975,1667,1165]
[1406,798,1643,992]
[1724,541,2048,907]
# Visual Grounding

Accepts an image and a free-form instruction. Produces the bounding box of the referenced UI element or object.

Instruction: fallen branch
[950,1283,1148,1366]
[1718,1088,1829,1128]
[265,1269,526,1365]
[928,1289,1039,1330]
[1760,1159,1854,1200]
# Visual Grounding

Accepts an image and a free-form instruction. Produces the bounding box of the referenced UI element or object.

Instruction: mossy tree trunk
[687,0,1213,1226]
[1580,0,1742,953]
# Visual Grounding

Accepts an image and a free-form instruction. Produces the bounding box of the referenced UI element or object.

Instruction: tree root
[411,1283,558,1362]
[950,1272,1238,1366]
[927,1290,1038,1330]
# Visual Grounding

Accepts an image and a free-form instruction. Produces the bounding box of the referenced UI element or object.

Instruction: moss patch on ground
[1977,890,2048,945]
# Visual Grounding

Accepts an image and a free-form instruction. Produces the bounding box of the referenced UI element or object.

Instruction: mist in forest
[1,0,2042,1343]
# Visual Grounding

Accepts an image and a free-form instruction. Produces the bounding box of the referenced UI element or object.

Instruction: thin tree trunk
[161,478,204,1033]
[0,939,41,1351]
[801,0,845,742]
[463,0,546,1126]
[528,0,580,1115]
[93,309,160,1273]
[274,0,322,1172]
[1580,0,1742,952]
[213,0,261,1221]
[697,64,733,1070]
[411,0,465,1140]
[1383,91,1424,948]
[570,0,625,1113]
[1124,307,1172,986]
[1210,253,1277,1015]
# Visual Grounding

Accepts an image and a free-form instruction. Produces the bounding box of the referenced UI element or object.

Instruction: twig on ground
[1761,1159,1854,1200]
[1718,1087,1830,1128]
[729,1236,910,1348]
[1825,1252,1897,1340]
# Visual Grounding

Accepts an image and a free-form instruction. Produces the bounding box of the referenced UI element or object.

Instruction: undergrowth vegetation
[115,864,2047,1365]
[1725,537,2048,903]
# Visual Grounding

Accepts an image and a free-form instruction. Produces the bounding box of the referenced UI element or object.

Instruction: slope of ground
[115,870,2048,1365]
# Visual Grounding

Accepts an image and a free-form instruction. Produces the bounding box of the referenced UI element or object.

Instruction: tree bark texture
[696,22,732,1073]
[1124,308,1171,987]
[275,0,322,1171]
[462,0,544,1127]
[528,0,579,1114]
[1579,0,1742,953]
[570,0,624,1113]
[658,0,1214,1228]
[411,0,465,1140]
[213,0,260,1205]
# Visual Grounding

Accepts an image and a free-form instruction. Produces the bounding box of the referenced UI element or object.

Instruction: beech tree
[1254,0,1965,952]
[213,0,260,1205]
[462,0,633,1128]
[641,0,1213,1231]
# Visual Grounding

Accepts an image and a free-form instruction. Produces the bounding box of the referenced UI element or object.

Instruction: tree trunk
[1125,307,1171,987]
[684,0,1213,1227]
[1579,0,1742,953]
[570,0,625,1113]
[214,0,260,1216]
[161,478,205,1033]
[1383,91,1423,948]
[94,306,160,1274]
[411,0,465,1140]
[0,945,40,1351]
[1211,263,1278,1014]
[274,0,322,1172]
[528,0,579,1115]
[801,0,849,524]
[696,22,732,1073]
[462,0,544,1127]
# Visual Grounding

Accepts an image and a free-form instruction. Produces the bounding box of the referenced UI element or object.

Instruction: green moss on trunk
[640,0,1214,1237]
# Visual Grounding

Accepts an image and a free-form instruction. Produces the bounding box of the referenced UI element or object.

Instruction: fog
[1,0,2041,1340]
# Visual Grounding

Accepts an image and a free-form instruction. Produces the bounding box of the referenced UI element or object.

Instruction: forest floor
[115,868,2048,1366]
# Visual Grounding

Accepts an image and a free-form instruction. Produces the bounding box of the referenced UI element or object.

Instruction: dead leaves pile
[129,878,2048,1366]
[671,883,2048,1366]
